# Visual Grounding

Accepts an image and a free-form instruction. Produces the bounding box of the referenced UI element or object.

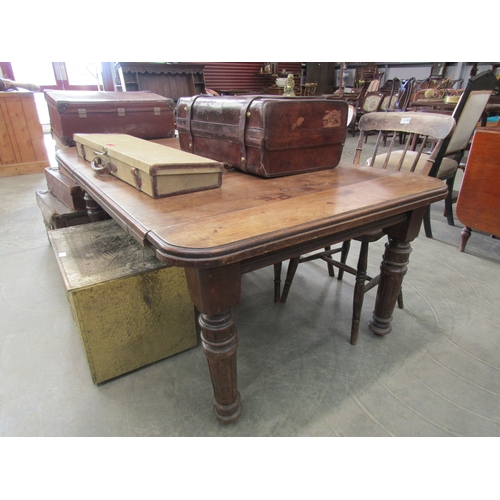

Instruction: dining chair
[374,70,498,237]
[349,91,386,136]
[299,83,318,96]
[275,111,455,345]
[380,78,415,112]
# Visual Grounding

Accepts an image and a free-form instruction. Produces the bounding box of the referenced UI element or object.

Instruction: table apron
[239,212,407,274]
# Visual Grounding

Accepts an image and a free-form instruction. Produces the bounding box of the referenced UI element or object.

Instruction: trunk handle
[184,95,204,152]
[238,96,261,169]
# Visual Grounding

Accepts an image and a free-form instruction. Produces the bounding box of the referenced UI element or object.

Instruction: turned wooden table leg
[84,192,109,222]
[460,226,471,252]
[184,264,242,423]
[199,311,241,422]
[369,237,412,336]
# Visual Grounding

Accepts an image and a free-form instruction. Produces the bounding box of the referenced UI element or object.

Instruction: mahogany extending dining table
[56,147,448,423]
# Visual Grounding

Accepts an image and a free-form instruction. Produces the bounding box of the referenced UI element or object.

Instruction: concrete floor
[1,134,500,438]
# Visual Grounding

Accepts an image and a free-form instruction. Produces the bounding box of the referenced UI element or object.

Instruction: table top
[57,148,448,268]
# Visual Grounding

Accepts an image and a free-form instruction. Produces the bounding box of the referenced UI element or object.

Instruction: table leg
[83,192,109,222]
[199,311,241,422]
[184,264,242,423]
[369,237,412,336]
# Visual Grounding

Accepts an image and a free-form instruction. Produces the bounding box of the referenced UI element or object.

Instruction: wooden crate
[0,90,50,176]
[48,219,198,384]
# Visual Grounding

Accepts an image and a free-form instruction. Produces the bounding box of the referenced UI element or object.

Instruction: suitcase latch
[78,108,87,118]
[118,108,126,117]
[131,168,142,190]
[154,107,161,116]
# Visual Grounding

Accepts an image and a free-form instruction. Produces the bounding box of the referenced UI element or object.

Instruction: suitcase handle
[90,154,116,175]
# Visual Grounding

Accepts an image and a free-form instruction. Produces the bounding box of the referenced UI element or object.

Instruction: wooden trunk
[44,90,176,147]
[176,95,348,177]
[48,219,198,384]
[45,166,86,211]
[74,133,224,198]
[0,90,50,176]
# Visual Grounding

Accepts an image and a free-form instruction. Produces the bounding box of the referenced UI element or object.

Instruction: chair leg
[423,205,433,238]
[351,241,369,345]
[397,287,404,309]
[444,176,455,226]
[273,262,282,303]
[280,257,300,303]
[337,240,351,281]
[324,246,335,277]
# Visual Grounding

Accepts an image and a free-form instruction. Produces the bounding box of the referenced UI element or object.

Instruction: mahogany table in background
[456,127,500,251]
[56,147,447,423]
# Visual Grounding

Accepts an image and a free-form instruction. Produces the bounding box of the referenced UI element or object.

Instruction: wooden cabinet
[305,62,336,94]
[456,127,500,251]
[0,91,50,176]
[115,62,205,102]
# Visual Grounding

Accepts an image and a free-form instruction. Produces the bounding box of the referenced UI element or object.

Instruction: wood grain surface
[57,148,447,267]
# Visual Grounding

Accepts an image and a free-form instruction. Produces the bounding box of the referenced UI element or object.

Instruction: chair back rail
[356,112,455,176]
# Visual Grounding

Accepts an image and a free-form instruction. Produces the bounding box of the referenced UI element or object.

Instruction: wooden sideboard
[0,90,50,177]
[115,62,205,102]
[456,127,500,251]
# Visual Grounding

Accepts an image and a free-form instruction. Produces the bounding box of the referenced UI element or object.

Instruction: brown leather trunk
[45,166,86,211]
[176,95,348,177]
[45,90,176,147]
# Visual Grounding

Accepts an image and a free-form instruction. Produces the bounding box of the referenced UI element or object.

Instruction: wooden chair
[299,83,317,96]
[370,78,417,146]
[355,63,379,90]
[350,91,385,136]
[275,111,455,345]
[376,70,498,236]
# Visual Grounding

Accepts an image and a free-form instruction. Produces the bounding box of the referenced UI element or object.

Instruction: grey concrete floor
[1,133,500,438]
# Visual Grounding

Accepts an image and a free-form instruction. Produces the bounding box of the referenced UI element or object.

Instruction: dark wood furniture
[115,63,205,102]
[349,91,385,136]
[305,62,336,95]
[402,71,498,237]
[354,63,379,90]
[57,145,447,423]
[276,112,455,345]
[457,127,500,252]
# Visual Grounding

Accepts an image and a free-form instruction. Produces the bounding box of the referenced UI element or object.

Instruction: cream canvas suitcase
[74,133,225,198]
[49,219,198,384]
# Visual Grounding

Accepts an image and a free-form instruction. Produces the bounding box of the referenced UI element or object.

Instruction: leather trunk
[45,90,176,147]
[45,166,86,211]
[176,95,349,177]
[73,133,224,198]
